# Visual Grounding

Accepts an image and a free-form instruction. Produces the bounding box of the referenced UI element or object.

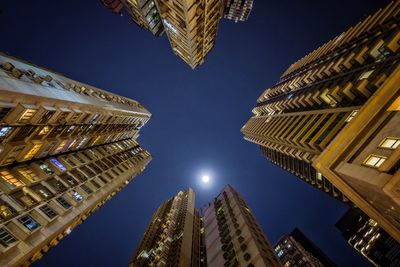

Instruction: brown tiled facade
[0,52,152,266]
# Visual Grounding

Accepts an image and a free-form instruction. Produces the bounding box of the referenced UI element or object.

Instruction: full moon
[202,175,210,184]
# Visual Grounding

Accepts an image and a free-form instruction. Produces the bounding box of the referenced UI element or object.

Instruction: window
[345,110,359,122]
[358,70,374,80]
[0,170,24,188]
[18,109,37,123]
[81,184,93,195]
[364,155,387,168]
[18,215,40,231]
[71,191,83,201]
[49,158,66,171]
[17,166,39,183]
[277,250,284,257]
[0,227,17,248]
[0,202,16,220]
[0,126,13,138]
[0,107,11,122]
[243,253,251,261]
[38,126,51,135]
[22,143,42,161]
[56,197,71,209]
[39,162,54,176]
[379,137,400,149]
[39,205,58,219]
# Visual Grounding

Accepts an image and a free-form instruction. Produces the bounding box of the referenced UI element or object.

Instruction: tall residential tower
[223,0,254,22]
[0,53,152,266]
[242,0,400,242]
[203,185,281,267]
[129,188,207,267]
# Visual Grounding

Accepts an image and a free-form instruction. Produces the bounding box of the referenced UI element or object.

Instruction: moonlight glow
[202,175,210,184]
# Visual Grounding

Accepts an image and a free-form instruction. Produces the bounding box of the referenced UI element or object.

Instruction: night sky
[1,1,388,266]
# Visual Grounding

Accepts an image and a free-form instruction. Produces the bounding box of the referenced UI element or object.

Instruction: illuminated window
[346,110,359,122]
[18,109,37,123]
[50,158,66,171]
[18,215,40,231]
[23,143,42,161]
[75,138,88,149]
[0,202,16,220]
[364,155,386,168]
[277,250,284,257]
[53,140,67,154]
[379,137,400,149]
[17,166,39,182]
[316,172,323,181]
[0,170,24,188]
[38,126,50,135]
[0,228,17,248]
[358,70,374,80]
[71,191,83,201]
[39,162,54,176]
[0,126,13,138]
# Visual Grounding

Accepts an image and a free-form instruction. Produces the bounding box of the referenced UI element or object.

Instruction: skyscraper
[241,0,400,242]
[155,0,225,69]
[0,52,152,266]
[336,208,400,267]
[101,0,164,36]
[224,0,254,22]
[129,188,207,267]
[274,228,337,267]
[203,185,281,267]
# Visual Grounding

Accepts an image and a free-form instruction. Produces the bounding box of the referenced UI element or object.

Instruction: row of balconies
[280,1,400,79]
[0,59,143,109]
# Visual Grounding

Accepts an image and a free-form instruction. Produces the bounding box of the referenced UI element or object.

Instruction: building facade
[274,228,337,267]
[129,188,207,267]
[241,0,400,241]
[223,0,254,22]
[155,0,225,69]
[336,208,400,267]
[203,185,281,267]
[0,53,152,266]
[101,0,164,36]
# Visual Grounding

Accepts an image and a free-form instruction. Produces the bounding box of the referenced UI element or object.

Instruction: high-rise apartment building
[274,228,337,267]
[101,0,164,36]
[129,188,207,267]
[203,185,281,267]
[224,0,254,22]
[102,0,253,69]
[0,52,152,266]
[241,0,400,241]
[155,0,225,69]
[336,208,400,267]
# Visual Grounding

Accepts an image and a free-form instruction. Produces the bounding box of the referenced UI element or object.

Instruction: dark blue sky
[1,1,387,266]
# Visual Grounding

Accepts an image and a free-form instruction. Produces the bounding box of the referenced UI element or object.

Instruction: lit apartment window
[364,155,387,168]
[17,166,39,183]
[18,215,40,231]
[0,170,24,188]
[18,109,37,123]
[53,140,67,154]
[49,158,66,171]
[345,110,359,122]
[379,137,400,149]
[0,126,13,139]
[0,202,16,220]
[23,143,42,161]
[358,70,374,80]
[38,126,51,135]
[75,138,88,149]
[0,227,17,248]
[39,162,54,176]
[39,205,58,219]
[71,191,83,201]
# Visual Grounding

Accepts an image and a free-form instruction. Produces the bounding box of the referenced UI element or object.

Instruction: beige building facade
[203,185,281,267]
[242,0,400,242]
[0,53,152,266]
